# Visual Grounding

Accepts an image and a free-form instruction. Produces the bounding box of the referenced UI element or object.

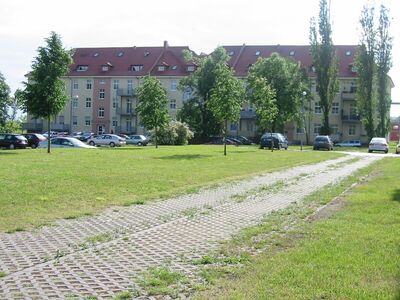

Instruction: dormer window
[144,51,150,57]
[255,51,260,56]
[289,50,295,56]
[77,65,88,71]
[158,65,166,72]
[171,65,178,70]
[101,65,109,71]
[350,64,357,73]
[117,51,124,57]
[131,65,143,72]
[93,52,99,57]
[187,65,195,72]
[228,51,234,56]
[346,50,352,56]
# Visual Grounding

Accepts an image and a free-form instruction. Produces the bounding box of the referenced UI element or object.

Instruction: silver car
[87,134,126,147]
[368,137,388,153]
[38,137,96,148]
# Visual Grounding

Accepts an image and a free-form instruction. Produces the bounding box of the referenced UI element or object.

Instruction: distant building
[24,42,393,144]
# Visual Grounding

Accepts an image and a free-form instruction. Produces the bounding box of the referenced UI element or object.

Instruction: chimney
[163,40,169,49]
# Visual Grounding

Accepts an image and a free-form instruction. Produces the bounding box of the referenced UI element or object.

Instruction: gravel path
[0,154,384,299]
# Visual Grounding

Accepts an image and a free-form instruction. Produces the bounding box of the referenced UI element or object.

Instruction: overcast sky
[1,0,399,116]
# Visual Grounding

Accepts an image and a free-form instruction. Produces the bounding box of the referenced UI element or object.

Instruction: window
[157,65,165,72]
[171,65,177,70]
[346,50,352,56]
[85,117,91,126]
[350,103,357,115]
[131,65,143,71]
[72,97,78,108]
[101,65,109,71]
[170,99,176,109]
[73,80,78,90]
[59,116,64,125]
[187,65,195,72]
[296,126,305,134]
[99,80,105,85]
[144,51,150,57]
[73,116,78,125]
[113,98,117,109]
[93,52,99,57]
[86,97,92,108]
[314,101,322,114]
[314,123,321,134]
[77,65,88,71]
[99,89,105,99]
[112,120,118,127]
[230,123,238,131]
[228,51,234,56]
[86,80,92,90]
[349,124,356,135]
[127,80,133,93]
[183,88,192,101]
[170,80,177,91]
[126,119,132,132]
[255,51,260,56]
[113,80,119,90]
[332,102,339,114]
[289,50,295,56]
[126,99,133,113]
[117,51,124,57]
[331,125,339,134]
[98,108,105,118]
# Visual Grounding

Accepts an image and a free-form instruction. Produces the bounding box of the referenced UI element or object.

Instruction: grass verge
[194,157,400,299]
[0,145,341,232]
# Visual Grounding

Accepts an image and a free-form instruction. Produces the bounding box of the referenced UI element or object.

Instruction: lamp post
[301,91,307,151]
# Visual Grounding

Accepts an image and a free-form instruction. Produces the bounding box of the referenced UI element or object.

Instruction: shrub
[152,121,194,145]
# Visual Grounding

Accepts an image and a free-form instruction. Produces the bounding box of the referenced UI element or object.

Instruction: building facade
[24,42,393,144]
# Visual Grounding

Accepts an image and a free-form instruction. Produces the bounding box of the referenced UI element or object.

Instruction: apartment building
[24,42,393,144]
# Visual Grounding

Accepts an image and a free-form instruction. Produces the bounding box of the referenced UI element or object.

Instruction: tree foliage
[310,0,339,135]
[376,5,392,137]
[208,63,245,155]
[136,75,170,148]
[0,72,11,127]
[178,47,231,142]
[22,32,72,153]
[356,5,377,139]
[151,120,194,145]
[247,53,309,133]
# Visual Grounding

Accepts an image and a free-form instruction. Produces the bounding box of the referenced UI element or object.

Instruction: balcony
[341,91,356,101]
[240,110,257,119]
[341,114,361,122]
[116,107,136,116]
[22,123,43,132]
[117,88,136,97]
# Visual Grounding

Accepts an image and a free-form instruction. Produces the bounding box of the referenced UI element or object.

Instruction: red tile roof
[223,45,358,77]
[68,42,195,77]
[68,43,358,78]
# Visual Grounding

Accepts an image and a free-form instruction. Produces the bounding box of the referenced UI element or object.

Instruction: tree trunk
[47,116,51,154]
[223,119,227,156]
[155,127,158,149]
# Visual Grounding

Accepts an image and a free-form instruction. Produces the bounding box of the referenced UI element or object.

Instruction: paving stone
[0,155,383,299]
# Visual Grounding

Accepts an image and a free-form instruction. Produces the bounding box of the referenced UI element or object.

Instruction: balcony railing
[341,114,361,122]
[240,110,257,119]
[341,91,356,101]
[116,107,136,116]
[117,88,136,97]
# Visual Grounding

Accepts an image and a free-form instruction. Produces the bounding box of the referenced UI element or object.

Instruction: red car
[0,134,28,149]
[23,133,46,148]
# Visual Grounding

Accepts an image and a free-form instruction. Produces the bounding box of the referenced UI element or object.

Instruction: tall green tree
[136,75,170,148]
[10,89,24,122]
[208,64,245,155]
[247,53,309,133]
[376,5,392,137]
[178,47,230,142]
[0,72,11,127]
[310,0,339,135]
[23,32,73,153]
[356,5,376,140]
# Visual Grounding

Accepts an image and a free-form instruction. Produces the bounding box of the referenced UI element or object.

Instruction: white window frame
[73,80,78,90]
[170,80,177,91]
[86,80,92,90]
[99,89,105,99]
[349,124,356,136]
[98,108,105,118]
[314,101,322,114]
[113,80,119,90]
[313,123,321,134]
[86,97,92,108]
[332,102,339,114]
[72,116,78,125]
[169,99,176,109]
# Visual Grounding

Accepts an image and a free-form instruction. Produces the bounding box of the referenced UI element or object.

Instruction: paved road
[0,154,386,299]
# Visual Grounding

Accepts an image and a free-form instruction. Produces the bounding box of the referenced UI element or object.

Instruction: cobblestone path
[0,154,383,299]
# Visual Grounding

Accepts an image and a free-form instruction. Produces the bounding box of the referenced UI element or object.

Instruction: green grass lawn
[0,145,342,232]
[195,157,400,299]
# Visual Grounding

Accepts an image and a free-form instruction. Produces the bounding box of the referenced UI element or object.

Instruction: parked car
[208,137,241,145]
[334,140,362,147]
[38,137,97,148]
[126,135,149,146]
[259,133,288,150]
[228,136,253,145]
[313,135,334,151]
[23,133,46,148]
[42,131,58,139]
[0,134,28,149]
[87,134,126,147]
[368,137,388,153]
[396,142,400,154]
[77,132,95,142]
